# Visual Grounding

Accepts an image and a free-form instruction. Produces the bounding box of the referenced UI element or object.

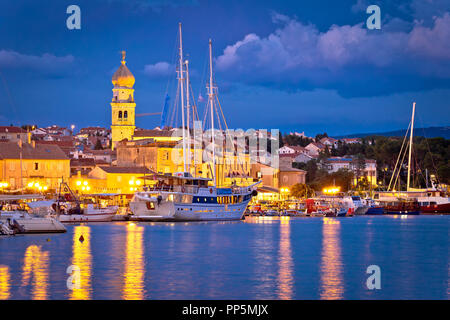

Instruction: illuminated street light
[323,187,341,194]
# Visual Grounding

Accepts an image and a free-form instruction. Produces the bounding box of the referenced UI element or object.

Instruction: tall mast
[185,59,191,173]
[407,102,416,191]
[178,22,187,172]
[208,39,216,187]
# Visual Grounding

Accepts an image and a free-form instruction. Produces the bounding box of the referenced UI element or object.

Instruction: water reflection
[277,216,293,299]
[21,245,49,300]
[245,216,278,224]
[70,225,92,300]
[0,265,11,300]
[123,223,145,300]
[320,218,344,300]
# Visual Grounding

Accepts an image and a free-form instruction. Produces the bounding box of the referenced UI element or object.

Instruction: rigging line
[213,97,223,132]
[388,121,411,191]
[392,136,410,192]
[416,111,440,183]
[164,30,180,96]
[215,95,245,174]
[199,43,211,126]
[170,81,180,128]
[189,84,199,122]
[198,44,209,111]
[414,155,426,188]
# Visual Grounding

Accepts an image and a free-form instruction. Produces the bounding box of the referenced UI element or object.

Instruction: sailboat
[129,24,259,221]
[374,102,450,214]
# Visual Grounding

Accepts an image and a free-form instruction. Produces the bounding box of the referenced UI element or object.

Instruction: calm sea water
[0,216,449,300]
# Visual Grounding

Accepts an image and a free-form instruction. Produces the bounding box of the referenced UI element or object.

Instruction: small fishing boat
[53,182,118,223]
[56,204,117,222]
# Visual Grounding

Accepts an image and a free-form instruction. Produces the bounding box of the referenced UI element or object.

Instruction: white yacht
[130,172,259,221]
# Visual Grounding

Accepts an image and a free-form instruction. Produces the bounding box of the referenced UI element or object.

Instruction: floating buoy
[47,238,51,242]
[79,235,84,243]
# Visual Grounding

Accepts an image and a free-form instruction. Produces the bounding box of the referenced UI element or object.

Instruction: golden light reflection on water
[245,216,278,224]
[70,225,92,300]
[0,265,11,300]
[123,222,145,300]
[21,245,49,300]
[277,216,293,300]
[320,218,344,300]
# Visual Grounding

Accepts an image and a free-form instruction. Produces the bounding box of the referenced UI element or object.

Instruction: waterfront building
[340,138,362,144]
[133,128,181,143]
[320,137,339,149]
[305,142,325,157]
[294,152,314,163]
[324,157,377,186]
[279,163,306,189]
[0,141,70,190]
[36,140,76,157]
[250,161,306,201]
[0,126,28,143]
[116,138,253,187]
[70,158,97,176]
[278,145,305,155]
[79,165,154,196]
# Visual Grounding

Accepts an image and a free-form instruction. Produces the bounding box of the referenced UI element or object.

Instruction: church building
[110,51,136,150]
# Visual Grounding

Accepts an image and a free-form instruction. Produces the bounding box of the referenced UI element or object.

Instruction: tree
[315,132,328,142]
[290,183,314,199]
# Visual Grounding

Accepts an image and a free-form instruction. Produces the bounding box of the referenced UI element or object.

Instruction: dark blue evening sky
[0,0,449,136]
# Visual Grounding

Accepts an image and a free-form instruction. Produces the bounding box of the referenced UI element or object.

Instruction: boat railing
[173,185,199,194]
[143,185,200,194]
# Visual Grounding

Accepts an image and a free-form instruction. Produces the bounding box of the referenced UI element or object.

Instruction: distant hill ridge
[336,126,450,139]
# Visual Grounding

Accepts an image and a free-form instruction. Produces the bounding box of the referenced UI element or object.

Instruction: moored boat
[382,199,420,215]
[53,182,118,223]
[366,206,384,215]
[130,172,259,221]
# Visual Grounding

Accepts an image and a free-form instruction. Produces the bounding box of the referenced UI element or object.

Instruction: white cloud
[143,61,174,78]
[215,12,450,97]
[0,50,74,75]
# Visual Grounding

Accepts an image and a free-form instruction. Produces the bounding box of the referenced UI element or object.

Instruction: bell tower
[111,51,136,150]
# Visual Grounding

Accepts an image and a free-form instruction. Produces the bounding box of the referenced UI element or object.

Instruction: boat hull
[172,201,250,221]
[366,206,384,215]
[58,212,115,222]
[384,210,420,215]
[130,190,254,221]
[420,202,450,214]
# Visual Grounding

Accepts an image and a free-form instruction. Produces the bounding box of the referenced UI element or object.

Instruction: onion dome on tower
[112,51,135,88]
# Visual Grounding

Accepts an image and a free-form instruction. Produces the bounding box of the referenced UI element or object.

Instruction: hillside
[336,126,450,139]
